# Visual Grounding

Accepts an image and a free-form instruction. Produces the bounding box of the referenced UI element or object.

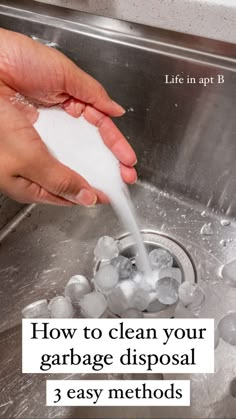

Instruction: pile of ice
[92,236,182,317]
[22,235,206,320]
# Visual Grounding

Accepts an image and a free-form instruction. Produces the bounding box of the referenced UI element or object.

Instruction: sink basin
[0,1,236,418]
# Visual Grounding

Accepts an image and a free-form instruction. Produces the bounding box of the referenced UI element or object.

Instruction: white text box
[22,318,214,374]
[46,379,190,406]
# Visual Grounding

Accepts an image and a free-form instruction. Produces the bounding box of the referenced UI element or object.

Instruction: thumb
[0,95,97,207]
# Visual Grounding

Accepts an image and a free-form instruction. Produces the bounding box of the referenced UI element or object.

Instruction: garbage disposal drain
[94,230,196,319]
[95,230,196,284]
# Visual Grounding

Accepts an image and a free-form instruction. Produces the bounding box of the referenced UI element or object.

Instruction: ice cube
[221,260,236,288]
[146,299,168,313]
[130,288,151,311]
[94,236,119,261]
[94,264,119,294]
[200,223,213,236]
[156,277,179,305]
[221,219,231,227]
[111,256,133,280]
[178,282,205,310]
[107,288,128,316]
[22,299,49,318]
[159,267,182,284]
[48,296,74,318]
[107,280,136,316]
[121,308,144,318]
[100,308,117,319]
[79,292,107,318]
[148,248,173,270]
[230,377,236,398]
[218,312,236,345]
[65,275,91,306]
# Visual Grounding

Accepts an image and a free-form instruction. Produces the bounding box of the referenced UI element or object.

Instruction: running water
[112,186,151,274]
[34,107,151,275]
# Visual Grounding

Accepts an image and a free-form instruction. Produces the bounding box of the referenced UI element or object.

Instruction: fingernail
[112,100,126,115]
[132,158,138,166]
[75,102,85,116]
[75,189,97,206]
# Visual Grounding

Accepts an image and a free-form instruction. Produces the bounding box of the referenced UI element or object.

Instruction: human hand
[0,29,137,206]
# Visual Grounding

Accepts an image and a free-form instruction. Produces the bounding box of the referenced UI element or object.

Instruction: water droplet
[200,223,213,236]
[221,219,231,227]
[221,259,236,287]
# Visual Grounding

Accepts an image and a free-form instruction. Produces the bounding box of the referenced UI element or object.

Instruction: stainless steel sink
[0,0,236,418]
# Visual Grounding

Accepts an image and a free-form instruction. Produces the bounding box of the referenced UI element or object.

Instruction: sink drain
[94,230,196,319]
[116,230,196,284]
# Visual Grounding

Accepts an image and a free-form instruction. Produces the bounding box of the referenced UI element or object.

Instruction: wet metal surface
[0,193,24,231]
[0,0,236,418]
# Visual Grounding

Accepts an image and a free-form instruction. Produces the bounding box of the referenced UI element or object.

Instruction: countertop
[36,0,236,44]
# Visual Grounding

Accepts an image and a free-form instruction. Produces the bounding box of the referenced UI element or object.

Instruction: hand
[0,29,137,206]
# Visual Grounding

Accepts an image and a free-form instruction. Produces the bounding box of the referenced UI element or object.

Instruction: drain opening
[113,231,196,284]
[95,230,196,318]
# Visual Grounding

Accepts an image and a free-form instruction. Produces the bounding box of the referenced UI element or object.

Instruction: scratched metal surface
[0,0,236,418]
[0,193,24,230]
